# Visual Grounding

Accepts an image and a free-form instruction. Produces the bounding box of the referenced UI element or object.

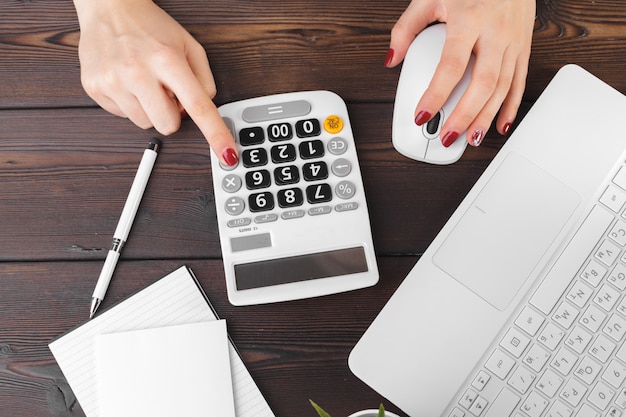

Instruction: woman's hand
[73,0,238,165]
[386,0,536,147]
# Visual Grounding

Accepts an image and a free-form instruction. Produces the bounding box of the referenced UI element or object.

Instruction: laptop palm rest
[433,152,581,311]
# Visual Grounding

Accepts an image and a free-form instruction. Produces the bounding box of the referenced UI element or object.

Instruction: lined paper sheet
[49,266,275,417]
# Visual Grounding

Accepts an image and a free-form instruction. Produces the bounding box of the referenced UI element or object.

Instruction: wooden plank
[3,0,626,108]
[0,105,499,261]
[0,257,416,417]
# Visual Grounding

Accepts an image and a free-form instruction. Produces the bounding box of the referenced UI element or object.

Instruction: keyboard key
[520,391,548,417]
[551,347,578,376]
[603,314,626,342]
[469,396,488,416]
[515,306,545,336]
[595,239,621,267]
[295,118,321,138]
[471,371,491,391]
[536,368,564,398]
[539,322,566,350]
[485,349,515,379]
[566,280,594,308]
[564,325,592,354]
[612,165,626,190]
[270,143,297,163]
[608,219,626,246]
[552,301,579,329]
[500,327,531,358]
[522,343,550,372]
[602,359,626,389]
[483,388,519,417]
[544,400,573,417]
[594,284,621,311]
[575,404,600,417]
[458,389,478,410]
[608,262,626,290]
[614,388,626,409]
[600,184,626,213]
[589,334,616,363]
[580,304,608,333]
[448,407,465,417]
[299,140,325,159]
[580,259,608,287]
[242,148,268,167]
[245,169,271,190]
[507,365,535,394]
[588,381,616,411]
[560,378,587,407]
[573,355,602,384]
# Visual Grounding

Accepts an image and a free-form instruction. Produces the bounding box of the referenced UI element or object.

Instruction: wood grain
[2,1,626,416]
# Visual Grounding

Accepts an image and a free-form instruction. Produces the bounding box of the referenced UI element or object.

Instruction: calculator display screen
[234,247,368,290]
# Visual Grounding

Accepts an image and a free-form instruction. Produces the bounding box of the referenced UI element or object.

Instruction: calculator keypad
[222,114,358,223]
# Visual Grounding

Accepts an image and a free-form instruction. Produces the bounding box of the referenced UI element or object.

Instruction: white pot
[348,410,401,417]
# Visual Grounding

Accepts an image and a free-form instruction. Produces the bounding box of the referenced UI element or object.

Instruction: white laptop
[349,64,626,417]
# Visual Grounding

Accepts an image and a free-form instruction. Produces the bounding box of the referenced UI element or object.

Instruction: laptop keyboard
[451,164,626,417]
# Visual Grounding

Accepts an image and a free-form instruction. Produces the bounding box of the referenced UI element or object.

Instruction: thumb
[387,0,437,67]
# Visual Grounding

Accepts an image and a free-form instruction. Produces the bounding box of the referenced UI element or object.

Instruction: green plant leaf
[309,399,332,417]
[377,403,385,417]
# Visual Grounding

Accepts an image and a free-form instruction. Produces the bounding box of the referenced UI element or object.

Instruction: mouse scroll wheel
[426,111,442,135]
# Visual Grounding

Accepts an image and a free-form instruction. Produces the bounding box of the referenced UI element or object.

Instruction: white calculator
[211,91,379,305]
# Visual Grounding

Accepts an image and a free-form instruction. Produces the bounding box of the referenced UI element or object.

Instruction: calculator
[211,91,379,305]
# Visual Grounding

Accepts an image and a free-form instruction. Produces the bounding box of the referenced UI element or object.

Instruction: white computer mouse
[392,23,475,165]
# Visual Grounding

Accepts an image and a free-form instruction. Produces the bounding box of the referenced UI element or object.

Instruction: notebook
[96,320,235,417]
[49,265,275,417]
[349,64,626,417]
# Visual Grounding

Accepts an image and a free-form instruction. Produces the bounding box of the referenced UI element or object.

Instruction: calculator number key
[274,165,300,186]
[242,148,268,168]
[249,192,275,212]
[245,170,271,190]
[306,184,332,204]
[278,188,304,208]
[296,118,321,138]
[299,140,325,159]
[303,161,329,182]
[271,143,297,163]
[268,122,293,141]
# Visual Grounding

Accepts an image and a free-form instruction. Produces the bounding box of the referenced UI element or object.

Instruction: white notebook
[96,320,235,417]
[49,265,275,417]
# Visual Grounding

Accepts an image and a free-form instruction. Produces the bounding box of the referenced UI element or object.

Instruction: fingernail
[222,148,238,167]
[503,122,512,135]
[414,110,431,126]
[441,131,459,148]
[384,48,394,67]
[470,129,485,147]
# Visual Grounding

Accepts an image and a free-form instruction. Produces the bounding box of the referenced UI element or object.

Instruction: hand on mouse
[73,0,238,166]
[385,0,536,147]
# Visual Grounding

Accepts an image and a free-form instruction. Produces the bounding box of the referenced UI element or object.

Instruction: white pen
[90,138,161,318]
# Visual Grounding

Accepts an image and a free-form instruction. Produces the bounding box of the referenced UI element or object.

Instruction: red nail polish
[414,111,432,126]
[441,131,459,148]
[222,148,238,167]
[384,48,394,67]
[503,122,512,135]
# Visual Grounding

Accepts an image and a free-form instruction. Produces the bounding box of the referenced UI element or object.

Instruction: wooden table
[2,1,626,416]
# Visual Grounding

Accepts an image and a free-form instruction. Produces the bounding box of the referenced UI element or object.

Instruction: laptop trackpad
[433,152,581,311]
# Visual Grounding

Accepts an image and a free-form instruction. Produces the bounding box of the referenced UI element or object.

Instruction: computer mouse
[392,23,475,165]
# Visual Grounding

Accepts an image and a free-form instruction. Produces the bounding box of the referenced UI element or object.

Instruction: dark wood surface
[2,1,626,416]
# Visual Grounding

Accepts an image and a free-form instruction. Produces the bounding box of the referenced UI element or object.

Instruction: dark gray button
[242,100,311,123]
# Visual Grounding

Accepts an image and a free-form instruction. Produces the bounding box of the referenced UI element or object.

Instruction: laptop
[349,64,626,417]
